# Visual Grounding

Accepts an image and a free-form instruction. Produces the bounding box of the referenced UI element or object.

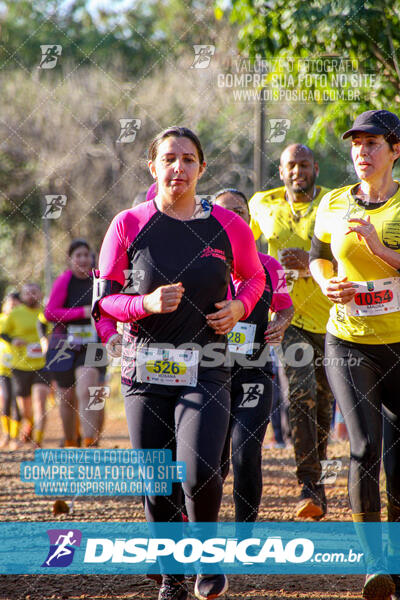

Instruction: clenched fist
[143,282,185,314]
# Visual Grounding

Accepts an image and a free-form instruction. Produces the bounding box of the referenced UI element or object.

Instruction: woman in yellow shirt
[0,292,21,449]
[0,284,50,447]
[310,110,400,600]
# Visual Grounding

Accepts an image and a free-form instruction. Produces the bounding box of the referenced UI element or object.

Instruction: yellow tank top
[314,183,400,344]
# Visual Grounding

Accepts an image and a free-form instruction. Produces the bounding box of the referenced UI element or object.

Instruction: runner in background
[0,292,21,449]
[310,109,400,600]
[0,284,50,447]
[44,239,105,448]
[249,144,333,519]
[94,126,265,600]
[214,189,293,523]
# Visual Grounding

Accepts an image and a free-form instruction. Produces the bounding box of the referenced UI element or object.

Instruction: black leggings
[325,333,400,513]
[124,368,230,523]
[221,367,273,522]
[0,376,20,421]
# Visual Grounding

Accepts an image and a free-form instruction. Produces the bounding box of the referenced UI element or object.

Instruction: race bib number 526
[136,347,199,387]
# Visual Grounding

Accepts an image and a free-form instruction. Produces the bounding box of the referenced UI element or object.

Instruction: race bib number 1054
[346,277,400,317]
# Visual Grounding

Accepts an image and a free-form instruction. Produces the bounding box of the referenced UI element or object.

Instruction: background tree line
[0,0,397,295]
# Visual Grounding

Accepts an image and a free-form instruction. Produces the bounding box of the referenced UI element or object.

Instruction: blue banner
[0,522,399,574]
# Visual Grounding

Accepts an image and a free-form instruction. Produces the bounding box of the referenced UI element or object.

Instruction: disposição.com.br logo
[42,529,82,568]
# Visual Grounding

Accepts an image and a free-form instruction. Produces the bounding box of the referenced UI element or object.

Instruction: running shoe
[21,422,32,442]
[194,574,229,599]
[295,482,324,519]
[362,573,395,600]
[83,437,97,448]
[158,575,188,600]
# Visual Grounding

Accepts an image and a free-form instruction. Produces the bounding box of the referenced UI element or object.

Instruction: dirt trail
[0,396,368,599]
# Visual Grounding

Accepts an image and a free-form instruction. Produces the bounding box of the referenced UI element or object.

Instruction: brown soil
[0,390,370,599]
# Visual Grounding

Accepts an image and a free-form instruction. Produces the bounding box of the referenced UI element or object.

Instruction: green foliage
[223,0,400,137]
[1,0,155,74]
[0,0,224,75]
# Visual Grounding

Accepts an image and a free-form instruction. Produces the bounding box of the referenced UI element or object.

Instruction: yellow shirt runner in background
[314,183,400,344]
[249,185,332,333]
[0,304,47,371]
[0,313,12,377]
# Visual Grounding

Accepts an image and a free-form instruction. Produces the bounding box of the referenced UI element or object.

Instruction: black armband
[309,235,334,263]
[0,333,11,343]
[92,269,123,322]
[37,321,47,339]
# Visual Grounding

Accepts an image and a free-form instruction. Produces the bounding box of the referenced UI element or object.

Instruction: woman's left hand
[346,216,382,254]
[264,307,294,344]
[206,300,245,335]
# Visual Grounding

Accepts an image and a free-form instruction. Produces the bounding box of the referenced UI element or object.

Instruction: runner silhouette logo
[267,119,291,143]
[38,45,62,69]
[43,195,67,219]
[42,529,82,568]
[318,460,342,485]
[87,386,110,410]
[190,45,215,69]
[239,383,264,408]
[123,269,145,293]
[116,119,142,143]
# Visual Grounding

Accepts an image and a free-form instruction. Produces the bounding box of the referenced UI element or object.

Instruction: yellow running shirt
[314,183,400,344]
[0,314,12,377]
[249,185,332,333]
[0,304,47,371]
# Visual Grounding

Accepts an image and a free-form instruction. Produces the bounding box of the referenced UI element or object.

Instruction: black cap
[342,110,400,140]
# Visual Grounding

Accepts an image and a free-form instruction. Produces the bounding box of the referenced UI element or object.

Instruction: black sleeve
[309,234,334,264]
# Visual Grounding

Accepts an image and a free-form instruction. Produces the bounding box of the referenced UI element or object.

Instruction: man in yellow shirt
[0,283,50,446]
[249,144,333,519]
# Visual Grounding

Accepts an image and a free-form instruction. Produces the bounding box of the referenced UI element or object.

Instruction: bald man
[249,144,333,519]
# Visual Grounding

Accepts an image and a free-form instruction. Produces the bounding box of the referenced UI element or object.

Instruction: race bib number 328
[227,322,257,354]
